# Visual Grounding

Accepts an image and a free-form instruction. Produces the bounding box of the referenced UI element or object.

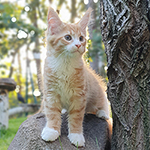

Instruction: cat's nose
[75,44,81,49]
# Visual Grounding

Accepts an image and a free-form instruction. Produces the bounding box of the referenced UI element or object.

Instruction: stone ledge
[8,113,111,150]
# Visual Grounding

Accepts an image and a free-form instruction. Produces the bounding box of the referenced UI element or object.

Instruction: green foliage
[86,30,107,79]
[0,0,47,108]
[0,2,42,59]
[87,30,106,64]
[0,63,8,77]
[0,117,27,150]
[84,0,107,79]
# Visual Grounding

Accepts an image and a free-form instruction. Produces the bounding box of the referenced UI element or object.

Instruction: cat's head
[46,7,92,57]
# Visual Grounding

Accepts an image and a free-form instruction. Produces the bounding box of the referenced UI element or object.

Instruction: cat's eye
[79,36,84,42]
[64,35,72,41]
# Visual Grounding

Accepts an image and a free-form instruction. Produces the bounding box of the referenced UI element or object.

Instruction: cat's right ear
[78,8,92,35]
[47,7,63,35]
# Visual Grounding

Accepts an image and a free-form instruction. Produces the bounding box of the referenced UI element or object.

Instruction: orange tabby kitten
[41,7,110,147]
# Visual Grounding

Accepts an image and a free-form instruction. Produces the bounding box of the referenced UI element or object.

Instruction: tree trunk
[31,3,43,96]
[87,0,99,73]
[100,0,150,150]
[17,50,22,93]
[87,0,96,39]
[33,52,43,99]
[70,0,77,23]
[8,42,26,78]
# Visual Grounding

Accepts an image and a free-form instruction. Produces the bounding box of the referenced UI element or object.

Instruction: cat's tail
[107,117,113,141]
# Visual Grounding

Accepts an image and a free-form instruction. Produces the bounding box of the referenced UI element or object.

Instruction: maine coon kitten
[41,7,110,147]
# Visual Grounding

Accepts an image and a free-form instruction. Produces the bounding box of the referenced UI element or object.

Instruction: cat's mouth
[72,50,80,54]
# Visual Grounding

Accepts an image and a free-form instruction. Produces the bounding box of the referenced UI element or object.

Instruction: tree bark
[100,0,150,150]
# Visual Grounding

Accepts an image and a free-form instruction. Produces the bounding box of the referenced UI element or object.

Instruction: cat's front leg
[68,96,86,147]
[41,98,61,142]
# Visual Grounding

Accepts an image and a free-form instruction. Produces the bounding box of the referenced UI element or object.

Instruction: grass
[0,117,27,150]
[59,137,63,150]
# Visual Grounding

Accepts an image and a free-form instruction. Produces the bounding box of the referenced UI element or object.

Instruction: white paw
[68,133,85,147]
[41,127,59,141]
[96,110,109,120]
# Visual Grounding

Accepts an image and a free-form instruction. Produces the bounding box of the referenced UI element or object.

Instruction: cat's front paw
[68,133,85,147]
[96,110,109,120]
[41,126,59,141]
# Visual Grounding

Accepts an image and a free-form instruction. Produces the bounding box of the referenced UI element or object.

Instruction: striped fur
[41,7,110,147]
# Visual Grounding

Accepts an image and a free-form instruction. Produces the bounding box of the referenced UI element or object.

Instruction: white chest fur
[45,54,84,108]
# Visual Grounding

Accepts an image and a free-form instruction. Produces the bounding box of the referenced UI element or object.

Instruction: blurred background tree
[86,0,107,78]
[0,0,107,110]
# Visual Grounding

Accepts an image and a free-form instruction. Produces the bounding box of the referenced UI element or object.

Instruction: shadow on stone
[8,113,111,150]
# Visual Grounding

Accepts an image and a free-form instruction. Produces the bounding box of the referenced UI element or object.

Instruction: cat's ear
[78,8,92,35]
[47,7,63,35]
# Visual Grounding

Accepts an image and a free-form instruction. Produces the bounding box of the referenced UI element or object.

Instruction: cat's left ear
[78,8,92,35]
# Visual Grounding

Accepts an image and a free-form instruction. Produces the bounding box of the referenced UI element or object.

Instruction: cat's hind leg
[96,109,109,120]
[86,94,110,120]
[41,100,61,142]
[96,95,110,120]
